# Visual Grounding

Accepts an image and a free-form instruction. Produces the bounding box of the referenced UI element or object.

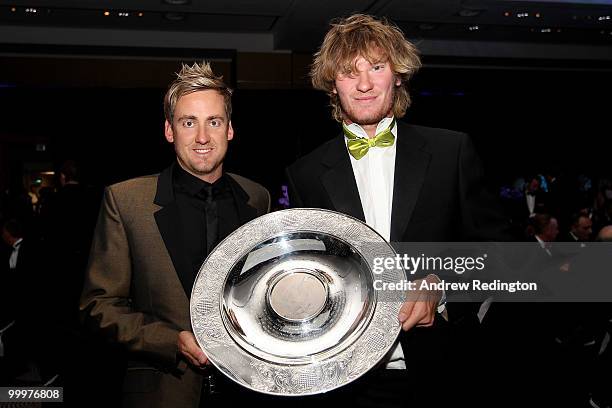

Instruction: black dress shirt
[172,164,240,281]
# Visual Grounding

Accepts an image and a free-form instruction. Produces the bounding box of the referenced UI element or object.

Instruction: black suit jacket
[0,238,44,375]
[286,122,511,318]
[287,121,507,244]
[286,121,510,406]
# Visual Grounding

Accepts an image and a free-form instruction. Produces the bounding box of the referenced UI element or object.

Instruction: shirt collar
[344,116,397,140]
[13,238,23,249]
[172,161,231,198]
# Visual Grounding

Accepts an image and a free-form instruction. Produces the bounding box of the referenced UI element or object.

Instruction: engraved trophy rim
[190,208,407,396]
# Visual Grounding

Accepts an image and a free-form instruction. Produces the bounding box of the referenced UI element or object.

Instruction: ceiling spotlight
[164,12,186,21]
[540,28,552,33]
[418,23,437,31]
[118,12,129,17]
[598,15,611,21]
[138,12,144,17]
[11,7,16,12]
[504,11,510,17]
[535,13,541,18]
[25,7,37,13]
[468,25,480,31]
[458,9,482,17]
[162,0,191,4]
[517,12,529,18]
[103,11,110,16]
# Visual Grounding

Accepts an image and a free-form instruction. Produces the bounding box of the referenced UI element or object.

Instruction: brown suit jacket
[80,164,270,408]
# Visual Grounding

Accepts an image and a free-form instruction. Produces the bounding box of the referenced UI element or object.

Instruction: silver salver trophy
[190,208,407,396]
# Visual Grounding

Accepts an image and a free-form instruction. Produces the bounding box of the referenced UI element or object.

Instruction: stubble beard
[340,89,396,126]
[177,147,224,182]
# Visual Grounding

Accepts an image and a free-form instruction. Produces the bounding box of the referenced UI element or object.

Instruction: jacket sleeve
[80,186,181,370]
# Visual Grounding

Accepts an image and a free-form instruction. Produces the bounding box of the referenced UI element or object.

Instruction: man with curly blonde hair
[310,13,421,125]
[81,62,270,408]
[287,14,507,406]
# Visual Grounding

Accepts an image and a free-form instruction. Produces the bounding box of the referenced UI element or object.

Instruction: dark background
[1,2,612,405]
[2,62,611,199]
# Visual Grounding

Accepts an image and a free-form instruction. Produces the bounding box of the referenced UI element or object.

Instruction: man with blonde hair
[287,14,507,406]
[81,62,270,408]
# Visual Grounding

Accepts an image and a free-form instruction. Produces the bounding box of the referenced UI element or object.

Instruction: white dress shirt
[345,117,397,242]
[535,235,552,257]
[9,238,22,270]
[526,193,536,217]
[344,117,406,369]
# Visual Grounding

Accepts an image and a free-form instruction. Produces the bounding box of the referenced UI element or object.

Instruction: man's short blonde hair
[311,14,422,122]
[163,61,232,123]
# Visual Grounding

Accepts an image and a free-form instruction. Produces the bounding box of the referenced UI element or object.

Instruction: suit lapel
[153,166,261,298]
[318,124,431,240]
[320,135,366,221]
[153,164,194,297]
[226,174,259,225]
[390,123,431,241]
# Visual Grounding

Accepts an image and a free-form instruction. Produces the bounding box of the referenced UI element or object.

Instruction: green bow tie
[343,119,396,160]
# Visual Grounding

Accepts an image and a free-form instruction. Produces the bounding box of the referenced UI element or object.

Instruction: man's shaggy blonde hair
[311,14,422,122]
